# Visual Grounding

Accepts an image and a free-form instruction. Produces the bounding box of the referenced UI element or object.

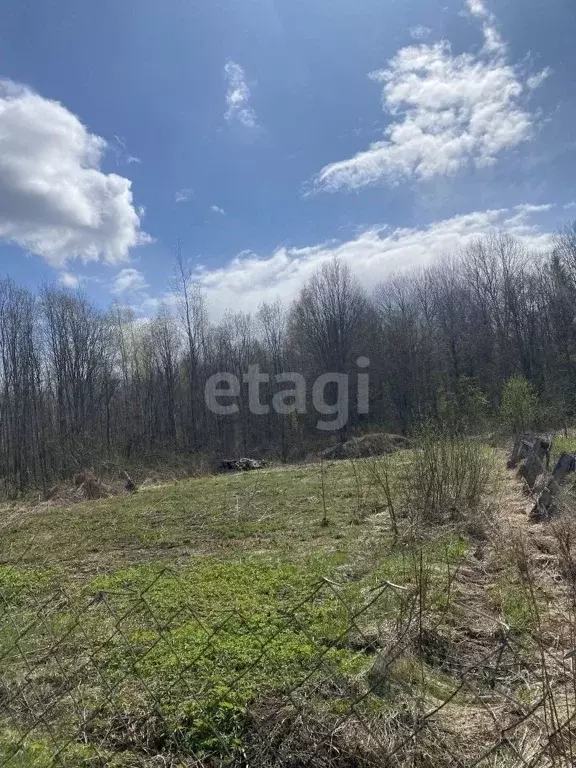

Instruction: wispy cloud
[174,188,193,204]
[111,267,149,296]
[314,1,548,193]
[409,26,431,41]
[526,68,552,90]
[464,0,505,54]
[224,60,257,129]
[210,205,226,215]
[112,135,141,166]
[59,271,80,289]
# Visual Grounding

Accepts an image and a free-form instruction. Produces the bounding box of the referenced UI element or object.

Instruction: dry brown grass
[238,446,576,767]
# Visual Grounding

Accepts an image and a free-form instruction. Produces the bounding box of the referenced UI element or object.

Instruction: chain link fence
[2,550,576,768]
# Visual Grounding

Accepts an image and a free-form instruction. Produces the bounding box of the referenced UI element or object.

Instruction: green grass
[0,458,474,765]
[551,435,576,465]
[0,462,399,573]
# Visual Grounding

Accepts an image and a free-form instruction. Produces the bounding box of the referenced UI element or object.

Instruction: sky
[0,0,575,320]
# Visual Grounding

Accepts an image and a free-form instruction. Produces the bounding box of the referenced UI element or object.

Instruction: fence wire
[2,550,576,768]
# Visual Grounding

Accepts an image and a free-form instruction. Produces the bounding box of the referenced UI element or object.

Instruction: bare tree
[173,244,208,450]
[1,225,576,495]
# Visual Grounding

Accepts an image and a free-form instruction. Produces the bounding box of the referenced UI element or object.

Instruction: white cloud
[59,271,80,289]
[466,0,489,16]
[409,26,431,41]
[314,1,546,192]
[480,24,505,55]
[0,80,150,267]
[223,60,257,129]
[512,203,553,214]
[526,68,552,90]
[192,205,554,321]
[175,188,193,203]
[111,267,149,295]
[138,292,178,315]
[463,0,506,54]
[464,0,501,51]
[210,205,226,215]
[112,135,141,166]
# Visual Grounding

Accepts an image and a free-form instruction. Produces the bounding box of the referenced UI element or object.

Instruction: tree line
[2,224,576,494]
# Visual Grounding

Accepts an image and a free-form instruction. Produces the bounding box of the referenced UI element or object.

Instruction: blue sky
[0,0,575,318]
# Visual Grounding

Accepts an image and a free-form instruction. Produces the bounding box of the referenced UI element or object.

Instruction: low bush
[401,424,493,526]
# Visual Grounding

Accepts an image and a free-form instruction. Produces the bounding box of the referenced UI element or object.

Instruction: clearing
[2,447,576,767]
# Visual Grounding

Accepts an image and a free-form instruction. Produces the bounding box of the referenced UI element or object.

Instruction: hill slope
[2,451,576,766]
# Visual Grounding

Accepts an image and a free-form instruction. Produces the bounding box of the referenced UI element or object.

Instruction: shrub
[402,424,493,526]
[500,376,538,433]
[437,376,491,433]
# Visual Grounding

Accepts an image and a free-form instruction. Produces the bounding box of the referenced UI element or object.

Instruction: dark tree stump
[508,433,536,469]
[217,458,267,473]
[516,437,551,490]
[530,453,576,521]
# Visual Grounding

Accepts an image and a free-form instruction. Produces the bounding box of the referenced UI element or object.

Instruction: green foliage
[0,730,123,768]
[0,460,473,764]
[437,376,491,433]
[0,566,50,605]
[550,435,576,465]
[75,560,370,757]
[500,375,539,433]
[85,545,470,757]
[491,576,536,631]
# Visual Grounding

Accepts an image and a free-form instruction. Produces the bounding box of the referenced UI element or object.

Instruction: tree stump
[124,471,137,493]
[530,452,576,521]
[217,458,267,473]
[508,433,535,469]
[516,437,551,490]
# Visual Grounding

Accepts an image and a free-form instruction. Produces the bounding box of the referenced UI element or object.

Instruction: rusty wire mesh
[2,550,576,768]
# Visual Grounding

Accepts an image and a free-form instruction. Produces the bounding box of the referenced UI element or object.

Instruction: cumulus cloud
[193,205,554,321]
[210,205,226,215]
[314,1,547,192]
[224,60,257,129]
[0,79,150,267]
[111,268,149,295]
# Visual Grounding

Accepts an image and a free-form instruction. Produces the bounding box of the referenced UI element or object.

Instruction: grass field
[2,448,576,766]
